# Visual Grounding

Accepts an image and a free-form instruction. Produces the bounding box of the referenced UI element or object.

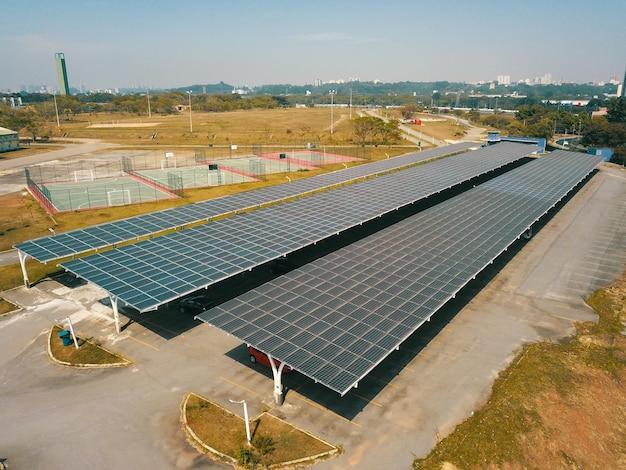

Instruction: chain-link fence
[24,145,371,213]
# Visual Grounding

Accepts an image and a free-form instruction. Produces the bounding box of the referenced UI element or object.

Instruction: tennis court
[25,147,368,213]
[259,150,363,166]
[35,176,175,212]
[134,164,258,189]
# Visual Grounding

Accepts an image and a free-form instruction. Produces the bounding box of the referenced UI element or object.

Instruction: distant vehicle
[178,295,214,314]
[248,346,292,372]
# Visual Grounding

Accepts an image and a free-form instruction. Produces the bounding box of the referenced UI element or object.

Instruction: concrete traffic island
[181,392,339,469]
[47,324,132,368]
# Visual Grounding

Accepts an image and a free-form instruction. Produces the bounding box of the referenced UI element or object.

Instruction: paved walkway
[0,139,120,196]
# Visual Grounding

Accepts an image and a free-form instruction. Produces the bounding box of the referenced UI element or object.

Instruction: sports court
[24,147,365,213]
[33,175,176,212]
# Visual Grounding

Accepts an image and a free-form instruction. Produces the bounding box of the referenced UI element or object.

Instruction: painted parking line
[127,334,159,351]
[367,375,400,389]
[347,391,382,407]
[291,393,362,428]
[220,375,266,400]
[563,285,592,297]
[129,317,186,339]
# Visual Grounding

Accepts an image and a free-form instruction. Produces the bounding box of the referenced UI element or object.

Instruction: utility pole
[186,91,193,133]
[329,90,336,134]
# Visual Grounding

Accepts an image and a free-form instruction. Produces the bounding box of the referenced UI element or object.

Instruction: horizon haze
[2,0,625,92]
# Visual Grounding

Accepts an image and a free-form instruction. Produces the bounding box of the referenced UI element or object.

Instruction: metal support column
[17,251,31,288]
[110,295,121,333]
[268,354,287,405]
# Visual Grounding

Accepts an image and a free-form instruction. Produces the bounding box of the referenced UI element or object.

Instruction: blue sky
[2,0,625,91]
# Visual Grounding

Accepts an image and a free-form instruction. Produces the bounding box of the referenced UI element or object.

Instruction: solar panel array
[60,142,536,312]
[16,143,476,263]
[196,150,604,395]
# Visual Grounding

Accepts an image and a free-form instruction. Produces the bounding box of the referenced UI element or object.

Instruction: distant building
[0,127,20,153]
[588,147,613,162]
[592,107,608,119]
[497,75,511,85]
[55,52,70,95]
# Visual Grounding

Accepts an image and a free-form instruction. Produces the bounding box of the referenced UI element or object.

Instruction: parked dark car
[178,295,214,314]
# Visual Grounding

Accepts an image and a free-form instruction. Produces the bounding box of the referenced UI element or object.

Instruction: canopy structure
[196,151,603,399]
[58,142,537,331]
[15,143,476,265]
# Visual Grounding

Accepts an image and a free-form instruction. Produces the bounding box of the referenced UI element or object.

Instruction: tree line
[1,90,624,163]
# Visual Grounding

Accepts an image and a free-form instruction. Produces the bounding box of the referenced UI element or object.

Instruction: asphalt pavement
[0,163,624,469]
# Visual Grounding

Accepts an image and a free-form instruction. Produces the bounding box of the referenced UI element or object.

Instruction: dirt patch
[87,123,161,128]
[520,367,626,469]
[414,270,626,470]
[0,191,53,251]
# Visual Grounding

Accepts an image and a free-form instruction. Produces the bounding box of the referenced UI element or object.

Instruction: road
[0,161,624,469]
[0,139,119,196]
[0,139,120,266]
[364,109,485,147]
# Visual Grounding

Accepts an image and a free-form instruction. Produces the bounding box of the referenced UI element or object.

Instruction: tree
[466,108,480,123]
[582,120,626,165]
[523,118,555,141]
[400,104,421,120]
[351,116,401,145]
[481,113,513,130]
[352,116,381,145]
[515,104,546,125]
[378,119,402,145]
[606,97,626,123]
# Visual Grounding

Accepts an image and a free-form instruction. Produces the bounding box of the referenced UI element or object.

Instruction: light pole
[349,88,352,119]
[53,92,60,128]
[229,399,251,444]
[329,90,336,134]
[147,89,151,118]
[186,91,193,133]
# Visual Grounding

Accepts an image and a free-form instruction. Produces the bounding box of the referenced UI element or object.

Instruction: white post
[187,91,193,133]
[110,295,121,333]
[66,316,79,349]
[53,93,60,128]
[230,399,251,444]
[17,250,30,288]
[268,354,286,405]
[349,88,352,119]
[329,90,335,134]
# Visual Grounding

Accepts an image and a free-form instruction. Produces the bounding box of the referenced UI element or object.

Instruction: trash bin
[58,330,72,347]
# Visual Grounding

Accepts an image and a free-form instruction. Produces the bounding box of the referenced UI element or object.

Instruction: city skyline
[2,0,625,92]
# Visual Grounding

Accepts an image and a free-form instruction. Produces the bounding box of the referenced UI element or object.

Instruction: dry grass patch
[0,298,18,315]
[414,271,626,470]
[51,108,356,147]
[48,325,131,366]
[183,393,337,468]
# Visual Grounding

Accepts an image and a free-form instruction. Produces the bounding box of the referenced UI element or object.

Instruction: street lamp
[186,91,193,133]
[147,89,151,118]
[329,90,336,134]
[229,399,251,444]
[53,92,60,128]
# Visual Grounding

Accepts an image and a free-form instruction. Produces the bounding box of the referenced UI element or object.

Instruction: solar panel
[196,151,603,395]
[60,142,538,312]
[16,143,477,263]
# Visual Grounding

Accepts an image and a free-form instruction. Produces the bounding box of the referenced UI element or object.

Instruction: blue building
[486,131,546,154]
[587,147,613,162]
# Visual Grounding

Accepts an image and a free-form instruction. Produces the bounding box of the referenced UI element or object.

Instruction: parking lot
[0,164,625,469]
